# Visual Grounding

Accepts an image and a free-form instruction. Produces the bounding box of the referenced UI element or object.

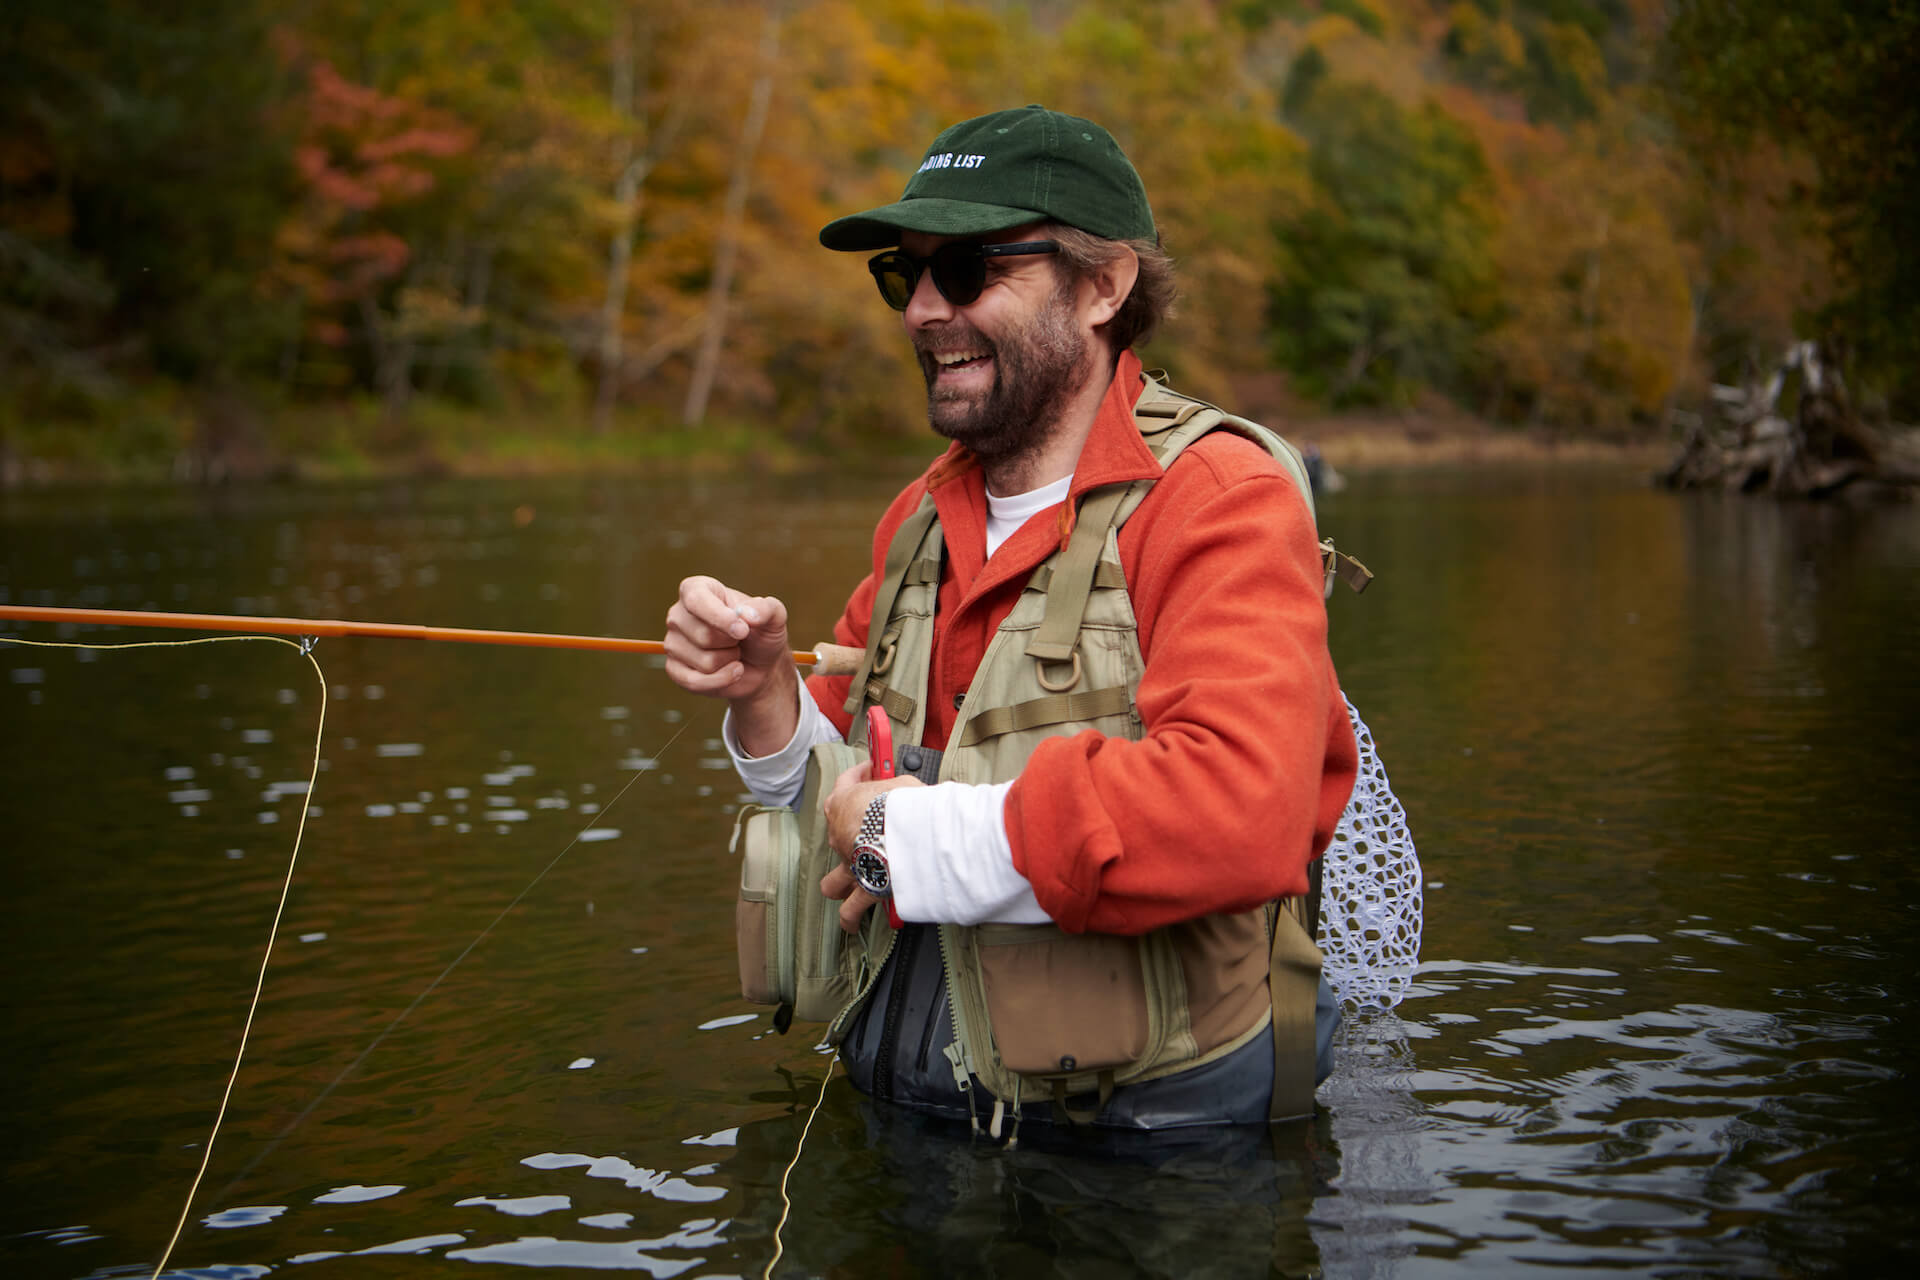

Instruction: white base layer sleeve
[722,685,1050,925]
[885,780,1050,926]
[722,683,840,807]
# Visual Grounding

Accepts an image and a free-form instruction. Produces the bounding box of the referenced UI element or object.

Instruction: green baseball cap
[819,105,1155,251]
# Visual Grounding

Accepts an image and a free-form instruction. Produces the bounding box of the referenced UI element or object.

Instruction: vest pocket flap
[975,925,1148,1076]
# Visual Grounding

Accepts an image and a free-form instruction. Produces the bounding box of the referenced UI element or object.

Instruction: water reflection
[725,1085,1333,1279]
[1312,1010,1431,1280]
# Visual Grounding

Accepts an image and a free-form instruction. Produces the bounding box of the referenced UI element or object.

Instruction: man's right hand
[663,576,800,755]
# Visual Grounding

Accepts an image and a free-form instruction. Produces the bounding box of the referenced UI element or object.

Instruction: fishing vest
[827,375,1338,1121]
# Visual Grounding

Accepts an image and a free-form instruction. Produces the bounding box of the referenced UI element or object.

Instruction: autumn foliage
[0,0,1906,472]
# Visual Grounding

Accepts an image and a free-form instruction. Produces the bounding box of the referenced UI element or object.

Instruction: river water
[2,464,1916,1278]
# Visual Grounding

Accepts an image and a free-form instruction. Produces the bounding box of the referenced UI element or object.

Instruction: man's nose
[902,268,954,328]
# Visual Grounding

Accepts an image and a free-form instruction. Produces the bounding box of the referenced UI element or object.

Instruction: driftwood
[1658,340,1920,498]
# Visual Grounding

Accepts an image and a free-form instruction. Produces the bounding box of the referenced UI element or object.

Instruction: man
[665,106,1356,1134]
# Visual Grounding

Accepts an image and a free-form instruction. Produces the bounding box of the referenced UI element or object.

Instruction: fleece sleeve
[1002,452,1358,937]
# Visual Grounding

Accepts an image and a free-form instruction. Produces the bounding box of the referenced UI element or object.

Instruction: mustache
[912,325,996,364]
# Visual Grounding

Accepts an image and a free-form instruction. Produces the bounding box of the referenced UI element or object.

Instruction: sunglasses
[866,240,1060,310]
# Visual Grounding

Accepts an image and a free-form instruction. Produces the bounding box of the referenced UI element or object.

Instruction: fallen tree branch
[1657,340,1915,498]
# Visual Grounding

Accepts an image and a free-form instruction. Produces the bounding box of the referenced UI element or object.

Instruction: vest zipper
[774,815,799,1003]
[825,913,897,1046]
[934,921,983,1099]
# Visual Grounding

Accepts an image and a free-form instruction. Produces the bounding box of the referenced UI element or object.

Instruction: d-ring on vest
[831,375,1339,1124]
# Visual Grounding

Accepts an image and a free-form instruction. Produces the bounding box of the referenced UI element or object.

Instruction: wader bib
[828,375,1336,1124]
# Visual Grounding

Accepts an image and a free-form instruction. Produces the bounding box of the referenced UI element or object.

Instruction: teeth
[935,350,985,366]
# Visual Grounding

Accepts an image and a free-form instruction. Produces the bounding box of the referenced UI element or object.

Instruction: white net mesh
[1318,695,1422,1011]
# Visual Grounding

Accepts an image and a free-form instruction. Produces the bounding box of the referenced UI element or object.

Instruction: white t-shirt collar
[984,474,1072,558]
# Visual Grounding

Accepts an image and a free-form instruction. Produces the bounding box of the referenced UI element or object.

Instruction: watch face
[852,847,891,897]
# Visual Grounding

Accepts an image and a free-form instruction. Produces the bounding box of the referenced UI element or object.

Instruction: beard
[913,281,1091,466]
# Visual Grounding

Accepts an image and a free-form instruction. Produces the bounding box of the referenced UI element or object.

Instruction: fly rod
[0,604,863,675]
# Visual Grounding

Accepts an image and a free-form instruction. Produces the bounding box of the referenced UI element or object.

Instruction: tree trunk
[593,4,693,434]
[360,287,415,419]
[1333,333,1378,402]
[1658,339,1916,498]
[594,159,649,435]
[682,11,778,427]
[594,5,643,436]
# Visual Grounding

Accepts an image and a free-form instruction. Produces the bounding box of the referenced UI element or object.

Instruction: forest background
[3,0,1914,482]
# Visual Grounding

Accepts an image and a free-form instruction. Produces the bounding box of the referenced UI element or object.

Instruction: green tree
[1661,0,1920,416]
[1,0,294,413]
[1270,78,1499,407]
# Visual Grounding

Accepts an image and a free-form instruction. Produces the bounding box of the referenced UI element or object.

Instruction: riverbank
[1298,413,1668,472]
[1,403,1670,489]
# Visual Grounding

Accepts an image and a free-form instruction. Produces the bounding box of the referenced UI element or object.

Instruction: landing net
[1318,695,1422,1011]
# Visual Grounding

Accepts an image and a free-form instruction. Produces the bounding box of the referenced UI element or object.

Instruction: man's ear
[1080,246,1139,329]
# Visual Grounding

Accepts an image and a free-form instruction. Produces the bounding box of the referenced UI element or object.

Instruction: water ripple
[444,1219,727,1276]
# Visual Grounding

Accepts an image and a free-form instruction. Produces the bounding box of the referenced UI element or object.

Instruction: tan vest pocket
[728,747,867,1022]
[976,924,1148,1075]
[732,804,790,1006]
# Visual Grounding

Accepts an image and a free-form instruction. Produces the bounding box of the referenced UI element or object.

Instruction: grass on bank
[1,383,1674,489]
[0,392,848,486]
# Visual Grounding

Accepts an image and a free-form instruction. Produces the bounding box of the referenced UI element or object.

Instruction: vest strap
[1026,560,1128,593]
[1267,896,1323,1122]
[1048,1070,1115,1126]
[844,497,940,718]
[1026,483,1137,664]
[954,684,1133,747]
[863,678,918,727]
[901,557,942,587]
[1132,375,1320,526]
[1320,537,1373,596]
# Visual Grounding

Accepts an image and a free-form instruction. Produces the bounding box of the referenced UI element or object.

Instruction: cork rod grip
[806,643,864,678]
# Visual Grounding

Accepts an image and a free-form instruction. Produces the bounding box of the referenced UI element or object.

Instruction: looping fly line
[3,633,326,1280]
[0,630,687,1279]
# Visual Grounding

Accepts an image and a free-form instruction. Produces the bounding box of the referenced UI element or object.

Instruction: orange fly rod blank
[0,605,863,676]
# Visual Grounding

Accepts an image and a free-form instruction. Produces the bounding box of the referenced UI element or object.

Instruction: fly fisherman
[665,106,1356,1135]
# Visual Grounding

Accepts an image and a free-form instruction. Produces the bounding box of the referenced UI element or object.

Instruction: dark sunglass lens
[868,253,917,311]
[930,243,986,306]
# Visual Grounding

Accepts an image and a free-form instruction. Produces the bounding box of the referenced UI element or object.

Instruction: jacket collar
[1061,348,1160,501]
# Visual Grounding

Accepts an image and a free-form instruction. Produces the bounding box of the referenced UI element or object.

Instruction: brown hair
[1042,222,1178,353]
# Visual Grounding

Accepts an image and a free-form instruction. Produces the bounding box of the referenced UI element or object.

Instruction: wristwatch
[851,795,891,898]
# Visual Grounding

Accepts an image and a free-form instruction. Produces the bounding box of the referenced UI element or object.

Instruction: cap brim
[819,198,1049,251]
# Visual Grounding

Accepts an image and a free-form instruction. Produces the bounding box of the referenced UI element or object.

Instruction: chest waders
[827,375,1345,1127]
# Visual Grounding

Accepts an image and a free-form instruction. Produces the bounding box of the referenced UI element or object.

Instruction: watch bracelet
[858,795,886,848]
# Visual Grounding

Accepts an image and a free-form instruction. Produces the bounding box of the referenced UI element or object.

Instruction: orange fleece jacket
[805,351,1358,936]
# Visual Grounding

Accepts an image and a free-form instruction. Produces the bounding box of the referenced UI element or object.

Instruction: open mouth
[930,348,991,377]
